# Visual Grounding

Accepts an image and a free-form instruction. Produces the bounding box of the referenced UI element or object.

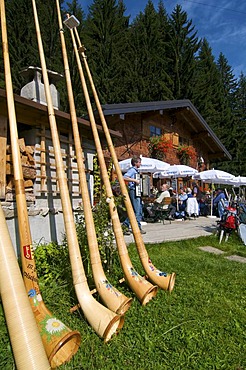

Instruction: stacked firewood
[6,138,36,202]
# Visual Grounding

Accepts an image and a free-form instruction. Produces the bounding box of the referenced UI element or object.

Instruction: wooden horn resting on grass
[0,203,51,370]
[55,1,132,315]
[31,0,124,342]
[0,1,81,368]
[73,27,176,292]
[68,22,158,306]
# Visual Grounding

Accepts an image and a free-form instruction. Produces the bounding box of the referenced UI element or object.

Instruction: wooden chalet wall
[102,109,209,169]
[0,124,95,209]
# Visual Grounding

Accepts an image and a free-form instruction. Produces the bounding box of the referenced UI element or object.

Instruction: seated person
[155,190,177,221]
[169,187,174,197]
[167,195,177,219]
[199,192,210,216]
[143,184,170,221]
[178,187,188,212]
[154,184,170,209]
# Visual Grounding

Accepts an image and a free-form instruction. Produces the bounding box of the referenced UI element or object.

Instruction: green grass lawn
[1,233,246,369]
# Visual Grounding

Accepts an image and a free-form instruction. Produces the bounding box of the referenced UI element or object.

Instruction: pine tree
[2,0,64,94]
[214,53,238,173]
[230,73,246,174]
[191,39,224,137]
[83,0,130,104]
[125,0,172,102]
[167,4,200,99]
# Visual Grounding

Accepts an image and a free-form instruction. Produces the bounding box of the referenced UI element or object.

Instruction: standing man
[122,156,146,235]
[213,188,227,218]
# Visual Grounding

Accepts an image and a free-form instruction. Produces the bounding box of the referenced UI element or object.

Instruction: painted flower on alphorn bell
[129,267,148,284]
[148,259,167,276]
[40,315,66,341]
[102,279,122,296]
[156,270,168,277]
[28,288,39,306]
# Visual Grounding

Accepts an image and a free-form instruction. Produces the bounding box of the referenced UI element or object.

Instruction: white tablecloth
[186,197,199,216]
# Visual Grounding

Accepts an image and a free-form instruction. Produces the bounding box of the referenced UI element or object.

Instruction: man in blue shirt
[122,156,146,235]
[213,188,227,218]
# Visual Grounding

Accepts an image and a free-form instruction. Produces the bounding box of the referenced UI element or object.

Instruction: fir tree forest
[1,0,246,175]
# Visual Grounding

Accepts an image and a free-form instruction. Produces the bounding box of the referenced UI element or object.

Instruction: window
[150,125,161,137]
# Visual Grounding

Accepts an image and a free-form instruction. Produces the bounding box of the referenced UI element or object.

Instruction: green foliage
[83,0,130,104]
[34,241,72,289]
[1,233,246,369]
[167,4,200,99]
[75,156,119,278]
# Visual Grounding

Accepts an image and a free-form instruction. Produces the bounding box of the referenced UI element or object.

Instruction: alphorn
[74,28,176,292]
[0,203,50,370]
[67,21,158,305]
[0,1,81,368]
[31,0,124,342]
[55,1,132,315]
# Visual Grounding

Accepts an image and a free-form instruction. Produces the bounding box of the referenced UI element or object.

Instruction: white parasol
[229,176,246,186]
[153,164,198,179]
[118,157,170,173]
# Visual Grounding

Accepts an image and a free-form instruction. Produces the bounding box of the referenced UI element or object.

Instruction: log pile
[6,138,36,202]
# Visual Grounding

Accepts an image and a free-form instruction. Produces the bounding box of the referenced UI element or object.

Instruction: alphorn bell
[67,20,158,305]
[31,0,124,342]
[73,27,176,292]
[0,202,50,370]
[55,1,132,315]
[0,1,81,367]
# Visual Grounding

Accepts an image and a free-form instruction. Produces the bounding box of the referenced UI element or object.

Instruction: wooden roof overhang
[0,88,122,140]
[101,100,231,161]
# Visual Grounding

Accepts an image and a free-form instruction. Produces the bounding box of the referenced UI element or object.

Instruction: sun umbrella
[193,169,235,184]
[229,176,246,186]
[153,164,198,179]
[118,157,170,173]
[193,169,235,217]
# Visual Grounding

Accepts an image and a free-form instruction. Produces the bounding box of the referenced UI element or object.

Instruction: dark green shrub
[34,241,71,288]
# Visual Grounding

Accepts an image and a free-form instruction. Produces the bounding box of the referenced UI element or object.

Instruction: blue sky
[78,0,246,78]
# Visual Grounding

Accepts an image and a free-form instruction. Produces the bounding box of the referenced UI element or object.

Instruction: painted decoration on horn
[40,316,67,340]
[148,259,168,277]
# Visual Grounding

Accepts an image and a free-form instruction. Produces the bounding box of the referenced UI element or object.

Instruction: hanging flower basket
[148,135,173,161]
[177,145,197,165]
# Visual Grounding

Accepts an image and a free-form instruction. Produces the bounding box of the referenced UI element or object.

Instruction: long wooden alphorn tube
[0,1,81,368]
[69,25,158,305]
[74,28,176,292]
[0,203,51,370]
[55,1,132,315]
[31,0,123,342]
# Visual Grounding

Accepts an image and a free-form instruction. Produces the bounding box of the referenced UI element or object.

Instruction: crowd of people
[119,155,228,235]
[144,182,210,222]
[143,183,228,223]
